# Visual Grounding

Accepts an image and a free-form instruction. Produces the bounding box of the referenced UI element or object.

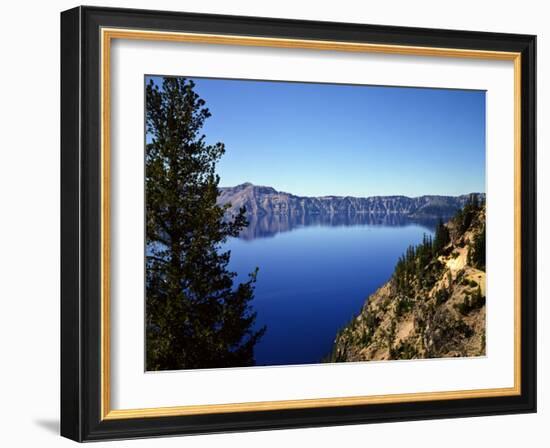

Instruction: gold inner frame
[100,27,522,420]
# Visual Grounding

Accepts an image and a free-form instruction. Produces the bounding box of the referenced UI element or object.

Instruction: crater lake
[224,216,435,367]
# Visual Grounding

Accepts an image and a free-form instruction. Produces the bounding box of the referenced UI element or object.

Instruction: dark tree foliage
[145,77,265,371]
[393,196,484,295]
[454,193,482,233]
[455,285,485,315]
[434,286,450,305]
[394,244,417,295]
[468,225,486,271]
[394,233,437,293]
[433,218,450,256]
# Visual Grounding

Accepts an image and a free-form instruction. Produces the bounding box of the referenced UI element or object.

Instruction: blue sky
[146,76,486,197]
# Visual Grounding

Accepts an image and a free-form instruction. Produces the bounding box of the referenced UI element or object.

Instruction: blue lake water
[224,217,435,366]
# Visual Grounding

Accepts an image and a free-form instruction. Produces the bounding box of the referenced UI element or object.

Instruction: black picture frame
[61,5,536,442]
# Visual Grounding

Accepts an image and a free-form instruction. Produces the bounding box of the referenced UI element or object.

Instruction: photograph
[144,75,487,371]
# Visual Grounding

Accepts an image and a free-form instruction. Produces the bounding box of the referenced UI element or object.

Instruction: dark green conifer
[145,77,265,371]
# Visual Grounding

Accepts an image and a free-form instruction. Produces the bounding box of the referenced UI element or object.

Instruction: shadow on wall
[33,419,59,435]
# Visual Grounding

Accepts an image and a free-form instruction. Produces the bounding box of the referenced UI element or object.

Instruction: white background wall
[0,0,546,446]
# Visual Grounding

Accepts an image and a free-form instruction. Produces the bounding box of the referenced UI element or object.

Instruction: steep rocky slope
[218,183,483,220]
[330,199,486,362]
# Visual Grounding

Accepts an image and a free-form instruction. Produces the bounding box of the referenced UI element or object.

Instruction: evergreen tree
[433,218,450,255]
[468,225,486,271]
[145,77,265,371]
[470,192,480,210]
[456,193,481,232]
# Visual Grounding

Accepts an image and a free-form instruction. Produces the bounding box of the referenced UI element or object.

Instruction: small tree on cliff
[145,77,265,371]
[468,225,486,271]
[433,218,450,256]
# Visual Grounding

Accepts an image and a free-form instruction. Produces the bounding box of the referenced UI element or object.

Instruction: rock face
[218,183,483,220]
[329,202,486,362]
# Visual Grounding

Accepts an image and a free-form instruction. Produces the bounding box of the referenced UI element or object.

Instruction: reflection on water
[238,213,439,240]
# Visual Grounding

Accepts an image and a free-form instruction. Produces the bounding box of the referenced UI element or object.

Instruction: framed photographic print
[60,6,536,442]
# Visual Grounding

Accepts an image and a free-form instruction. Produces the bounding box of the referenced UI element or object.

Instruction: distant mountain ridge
[218,183,485,220]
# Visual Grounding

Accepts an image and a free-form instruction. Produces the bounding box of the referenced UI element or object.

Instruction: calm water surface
[224,217,434,366]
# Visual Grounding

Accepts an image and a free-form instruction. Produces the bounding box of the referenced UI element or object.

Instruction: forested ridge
[330,195,486,362]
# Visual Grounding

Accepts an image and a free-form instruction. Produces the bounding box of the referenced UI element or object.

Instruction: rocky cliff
[329,200,486,362]
[218,183,484,220]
